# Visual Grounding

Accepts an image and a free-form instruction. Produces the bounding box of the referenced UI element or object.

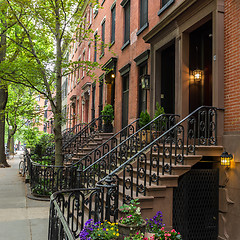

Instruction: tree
[5,84,40,154]
[0,0,14,167]
[0,0,101,166]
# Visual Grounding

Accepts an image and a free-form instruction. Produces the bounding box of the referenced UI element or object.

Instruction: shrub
[101,104,114,123]
[139,111,151,130]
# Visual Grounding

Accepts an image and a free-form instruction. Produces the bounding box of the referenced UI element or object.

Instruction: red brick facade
[60,0,240,239]
[224,0,240,132]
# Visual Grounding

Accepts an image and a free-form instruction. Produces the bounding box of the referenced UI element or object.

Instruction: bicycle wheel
[19,161,25,177]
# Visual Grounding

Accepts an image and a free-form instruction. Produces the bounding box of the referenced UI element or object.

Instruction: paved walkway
[0,151,50,240]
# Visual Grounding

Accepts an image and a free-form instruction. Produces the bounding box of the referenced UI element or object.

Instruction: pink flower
[136,232,139,235]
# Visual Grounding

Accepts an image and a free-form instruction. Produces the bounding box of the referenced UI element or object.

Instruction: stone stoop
[116,145,223,228]
[70,132,114,163]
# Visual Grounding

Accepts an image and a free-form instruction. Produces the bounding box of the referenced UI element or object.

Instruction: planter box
[117,220,147,240]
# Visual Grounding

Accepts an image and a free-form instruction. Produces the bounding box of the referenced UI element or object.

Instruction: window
[82,51,85,78]
[111,4,116,44]
[74,68,76,86]
[91,83,96,120]
[121,0,130,50]
[78,57,81,81]
[140,0,148,29]
[99,78,103,115]
[88,42,91,61]
[138,62,147,115]
[101,20,105,56]
[93,0,99,17]
[162,0,170,7]
[94,32,97,62]
[158,0,174,16]
[88,6,92,27]
[124,1,130,43]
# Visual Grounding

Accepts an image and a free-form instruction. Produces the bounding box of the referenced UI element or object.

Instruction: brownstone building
[65,0,240,239]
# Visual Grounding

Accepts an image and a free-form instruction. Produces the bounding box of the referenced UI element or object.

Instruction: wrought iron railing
[62,115,107,156]
[81,114,180,189]
[48,176,119,240]
[96,106,221,204]
[25,150,78,196]
[70,118,140,165]
[62,123,87,146]
[47,106,223,239]
[38,116,107,163]
[25,118,139,196]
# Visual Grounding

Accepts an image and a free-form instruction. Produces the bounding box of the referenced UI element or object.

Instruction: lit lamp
[111,73,115,79]
[193,69,203,82]
[220,151,233,167]
[140,74,150,90]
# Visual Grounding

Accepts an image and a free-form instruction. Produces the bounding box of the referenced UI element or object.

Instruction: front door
[161,43,175,114]
[173,169,219,240]
[189,20,212,112]
[122,74,129,128]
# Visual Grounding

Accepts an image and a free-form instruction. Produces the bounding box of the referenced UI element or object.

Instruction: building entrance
[189,20,212,112]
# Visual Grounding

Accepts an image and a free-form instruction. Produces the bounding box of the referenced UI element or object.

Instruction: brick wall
[224,0,240,132]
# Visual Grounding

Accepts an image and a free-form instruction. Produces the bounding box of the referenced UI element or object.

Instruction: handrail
[70,118,140,167]
[48,183,119,239]
[62,115,107,150]
[98,106,219,184]
[48,194,75,240]
[83,113,179,174]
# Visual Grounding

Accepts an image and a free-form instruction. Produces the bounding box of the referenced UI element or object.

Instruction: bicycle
[19,157,26,177]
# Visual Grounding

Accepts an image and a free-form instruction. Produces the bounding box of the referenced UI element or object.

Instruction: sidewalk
[0,151,50,240]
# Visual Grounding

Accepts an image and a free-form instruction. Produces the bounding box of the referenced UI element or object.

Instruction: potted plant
[152,102,165,139]
[101,104,114,133]
[117,199,147,240]
[139,110,151,144]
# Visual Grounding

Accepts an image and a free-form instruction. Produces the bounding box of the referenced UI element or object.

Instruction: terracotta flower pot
[117,220,147,240]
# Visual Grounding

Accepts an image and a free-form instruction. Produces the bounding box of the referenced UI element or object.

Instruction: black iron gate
[173,169,219,240]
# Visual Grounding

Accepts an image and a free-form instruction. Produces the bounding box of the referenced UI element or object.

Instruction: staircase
[48,106,224,239]
[84,106,223,227]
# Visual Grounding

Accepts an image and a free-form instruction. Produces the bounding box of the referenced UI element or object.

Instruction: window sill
[136,22,149,36]
[121,40,130,51]
[99,53,105,59]
[109,41,115,49]
[158,0,175,16]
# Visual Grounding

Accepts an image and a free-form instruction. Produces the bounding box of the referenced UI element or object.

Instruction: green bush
[101,104,114,123]
[139,110,151,129]
[154,102,165,119]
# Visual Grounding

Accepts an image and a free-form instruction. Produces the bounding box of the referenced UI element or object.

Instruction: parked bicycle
[19,155,26,177]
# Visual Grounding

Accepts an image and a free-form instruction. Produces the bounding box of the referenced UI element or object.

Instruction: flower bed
[79,219,119,240]
[79,199,182,240]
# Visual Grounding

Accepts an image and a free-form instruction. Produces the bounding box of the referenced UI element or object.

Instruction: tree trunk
[7,129,15,154]
[54,0,63,166]
[0,23,10,167]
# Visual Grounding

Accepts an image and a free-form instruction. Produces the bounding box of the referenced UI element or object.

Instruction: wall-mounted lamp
[192,69,203,82]
[105,71,115,84]
[140,74,150,90]
[220,151,233,167]
[111,73,115,79]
